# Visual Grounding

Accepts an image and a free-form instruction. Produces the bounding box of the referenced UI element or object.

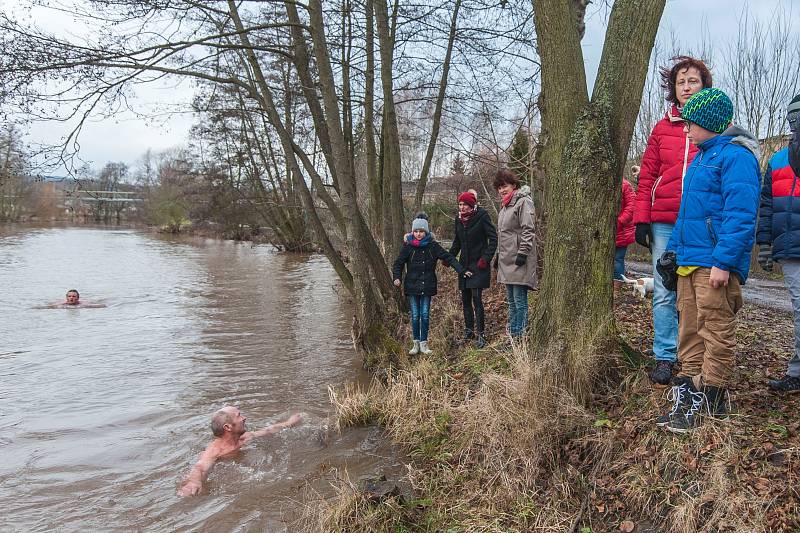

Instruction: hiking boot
[768,375,800,393]
[655,377,693,427]
[649,360,675,385]
[408,340,420,356]
[704,385,730,419]
[419,341,432,355]
[474,334,487,349]
[665,388,708,434]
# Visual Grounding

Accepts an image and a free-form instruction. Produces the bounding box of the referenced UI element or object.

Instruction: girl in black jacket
[449,190,497,348]
[393,214,470,355]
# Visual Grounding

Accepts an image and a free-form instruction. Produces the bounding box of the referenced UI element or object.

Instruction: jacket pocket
[651,176,663,206]
[705,217,718,246]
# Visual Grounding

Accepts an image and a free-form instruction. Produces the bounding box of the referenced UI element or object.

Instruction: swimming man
[178,406,302,497]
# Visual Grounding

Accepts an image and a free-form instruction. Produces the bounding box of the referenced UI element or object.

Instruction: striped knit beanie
[681,88,733,134]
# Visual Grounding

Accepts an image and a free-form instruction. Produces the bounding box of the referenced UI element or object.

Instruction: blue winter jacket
[666,125,761,283]
[756,146,800,260]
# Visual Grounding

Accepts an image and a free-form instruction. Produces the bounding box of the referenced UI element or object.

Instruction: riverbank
[313,274,800,531]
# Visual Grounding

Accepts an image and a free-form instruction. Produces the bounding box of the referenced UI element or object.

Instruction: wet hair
[66,289,79,298]
[210,408,233,437]
[660,56,713,105]
[492,169,521,190]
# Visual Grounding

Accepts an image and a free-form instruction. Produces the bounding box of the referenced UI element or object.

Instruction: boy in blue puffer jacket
[657,88,761,433]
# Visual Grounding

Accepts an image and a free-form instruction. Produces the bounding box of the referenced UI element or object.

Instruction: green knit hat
[681,88,733,134]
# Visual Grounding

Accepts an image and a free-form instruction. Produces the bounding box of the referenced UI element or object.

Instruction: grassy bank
[308,276,800,532]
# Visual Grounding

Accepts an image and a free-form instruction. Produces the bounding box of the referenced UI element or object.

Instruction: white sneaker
[408,340,420,355]
[419,341,432,354]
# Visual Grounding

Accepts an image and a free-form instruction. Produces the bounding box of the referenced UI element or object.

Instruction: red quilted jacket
[617,179,636,247]
[633,105,698,224]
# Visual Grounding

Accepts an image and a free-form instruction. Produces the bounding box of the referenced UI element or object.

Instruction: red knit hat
[457,191,476,207]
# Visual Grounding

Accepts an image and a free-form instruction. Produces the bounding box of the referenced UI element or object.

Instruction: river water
[0,226,400,532]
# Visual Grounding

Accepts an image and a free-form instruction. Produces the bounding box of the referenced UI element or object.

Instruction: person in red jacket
[633,56,713,385]
[614,176,636,287]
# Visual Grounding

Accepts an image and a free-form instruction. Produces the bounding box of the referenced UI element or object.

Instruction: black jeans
[461,288,485,335]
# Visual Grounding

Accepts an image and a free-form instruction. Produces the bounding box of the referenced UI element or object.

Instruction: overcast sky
[9,0,794,177]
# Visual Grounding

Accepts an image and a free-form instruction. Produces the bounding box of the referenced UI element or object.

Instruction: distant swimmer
[45,289,106,308]
[178,406,302,497]
[65,289,80,305]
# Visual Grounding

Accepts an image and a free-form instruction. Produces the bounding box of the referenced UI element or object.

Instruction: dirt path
[625,259,792,312]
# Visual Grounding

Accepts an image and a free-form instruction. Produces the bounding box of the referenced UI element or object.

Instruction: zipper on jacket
[782,171,800,257]
[705,217,718,246]
[679,150,704,249]
[651,176,663,206]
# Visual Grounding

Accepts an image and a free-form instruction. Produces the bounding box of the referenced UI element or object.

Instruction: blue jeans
[408,295,431,341]
[651,222,678,362]
[614,246,628,280]
[506,284,528,337]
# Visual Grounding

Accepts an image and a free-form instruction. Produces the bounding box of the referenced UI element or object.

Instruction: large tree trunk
[530,0,665,396]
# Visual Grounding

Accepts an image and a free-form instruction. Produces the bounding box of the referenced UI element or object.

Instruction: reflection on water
[0,226,399,532]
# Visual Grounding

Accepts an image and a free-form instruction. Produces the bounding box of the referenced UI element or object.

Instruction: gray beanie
[788,94,800,132]
[411,217,429,233]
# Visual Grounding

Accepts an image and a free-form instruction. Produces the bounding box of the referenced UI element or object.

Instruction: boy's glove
[758,244,773,272]
[514,253,527,266]
[656,251,678,292]
[635,223,651,251]
[477,258,489,270]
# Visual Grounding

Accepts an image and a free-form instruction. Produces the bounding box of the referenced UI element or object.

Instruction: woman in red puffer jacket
[632,55,713,385]
[614,176,636,282]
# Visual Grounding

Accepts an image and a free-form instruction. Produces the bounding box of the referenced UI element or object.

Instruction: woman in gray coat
[493,169,537,338]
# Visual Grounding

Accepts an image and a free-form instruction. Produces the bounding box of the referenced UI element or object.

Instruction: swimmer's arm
[247,413,302,439]
[177,448,217,497]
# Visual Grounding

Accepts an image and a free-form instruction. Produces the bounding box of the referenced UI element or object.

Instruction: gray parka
[496,185,537,289]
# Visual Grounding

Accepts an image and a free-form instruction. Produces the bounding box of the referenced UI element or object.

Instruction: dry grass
[306,278,800,532]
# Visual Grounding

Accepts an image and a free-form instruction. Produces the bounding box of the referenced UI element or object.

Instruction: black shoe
[665,388,707,434]
[703,385,730,419]
[649,360,675,385]
[458,329,474,345]
[655,377,693,426]
[474,334,487,349]
[768,375,800,393]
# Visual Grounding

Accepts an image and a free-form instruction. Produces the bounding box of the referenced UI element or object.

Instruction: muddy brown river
[0,226,400,532]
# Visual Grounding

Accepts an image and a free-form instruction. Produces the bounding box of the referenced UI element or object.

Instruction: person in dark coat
[449,189,497,348]
[393,213,471,355]
[757,94,800,393]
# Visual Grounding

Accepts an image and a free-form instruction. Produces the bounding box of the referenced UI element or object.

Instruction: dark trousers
[461,288,485,335]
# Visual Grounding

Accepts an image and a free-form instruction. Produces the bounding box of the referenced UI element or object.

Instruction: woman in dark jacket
[393,214,469,355]
[449,190,497,348]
